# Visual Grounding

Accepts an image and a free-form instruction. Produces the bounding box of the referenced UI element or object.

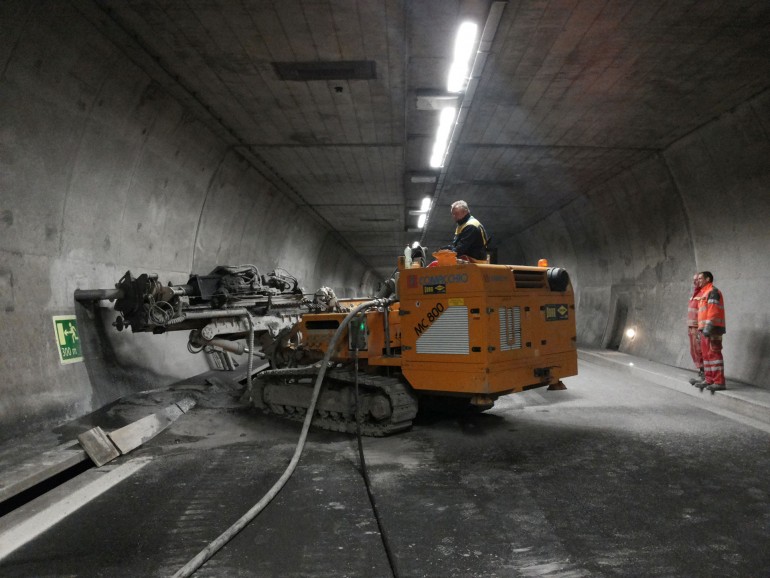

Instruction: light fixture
[410,173,437,184]
[413,196,432,229]
[429,106,457,168]
[416,94,460,111]
[447,22,478,93]
[625,328,636,340]
[424,21,478,169]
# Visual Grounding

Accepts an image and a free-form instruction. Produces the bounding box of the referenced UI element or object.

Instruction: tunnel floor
[1,353,769,577]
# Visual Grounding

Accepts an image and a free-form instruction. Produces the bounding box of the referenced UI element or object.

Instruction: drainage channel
[0,458,94,518]
[0,395,196,562]
[0,456,153,561]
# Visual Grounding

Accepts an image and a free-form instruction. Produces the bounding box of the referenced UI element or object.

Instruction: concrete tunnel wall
[0,2,373,440]
[501,88,770,389]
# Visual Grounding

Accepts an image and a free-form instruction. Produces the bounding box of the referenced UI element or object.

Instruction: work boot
[688,377,701,385]
[707,384,726,392]
[698,368,705,379]
[692,380,708,390]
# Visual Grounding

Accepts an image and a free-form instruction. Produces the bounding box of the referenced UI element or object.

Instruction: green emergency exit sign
[52,315,83,364]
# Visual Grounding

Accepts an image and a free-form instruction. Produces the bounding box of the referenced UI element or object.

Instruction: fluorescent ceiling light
[436,106,455,141]
[429,150,443,169]
[429,106,457,168]
[417,213,427,228]
[447,22,478,93]
[409,197,432,217]
[426,21,477,168]
[429,148,444,169]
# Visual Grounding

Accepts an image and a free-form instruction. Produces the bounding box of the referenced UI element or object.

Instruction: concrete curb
[0,441,87,505]
[0,457,153,561]
[578,349,770,428]
[1,396,197,507]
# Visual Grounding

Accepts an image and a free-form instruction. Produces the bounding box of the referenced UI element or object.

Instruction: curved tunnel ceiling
[77,0,770,278]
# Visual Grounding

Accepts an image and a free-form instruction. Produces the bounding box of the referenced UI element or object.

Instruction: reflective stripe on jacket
[452,215,488,260]
[687,288,704,327]
[454,217,488,247]
[697,282,726,335]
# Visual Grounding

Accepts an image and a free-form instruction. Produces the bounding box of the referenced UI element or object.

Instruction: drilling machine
[76,253,577,436]
[74,266,319,371]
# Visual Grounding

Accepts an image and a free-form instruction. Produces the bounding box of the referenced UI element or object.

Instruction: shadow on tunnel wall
[603,289,630,351]
[74,300,183,412]
[738,328,770,385]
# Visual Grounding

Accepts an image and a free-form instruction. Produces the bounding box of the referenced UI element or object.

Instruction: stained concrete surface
[1,354,769,577]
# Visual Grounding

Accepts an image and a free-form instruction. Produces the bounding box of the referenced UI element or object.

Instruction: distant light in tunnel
[447,22,478,93]
[625,328,636,340]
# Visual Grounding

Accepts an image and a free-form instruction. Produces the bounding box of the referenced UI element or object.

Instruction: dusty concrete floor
[2,357,770,577]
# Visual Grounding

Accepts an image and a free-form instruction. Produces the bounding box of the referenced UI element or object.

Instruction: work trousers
[688,326,703,370]
[700,334,725,385]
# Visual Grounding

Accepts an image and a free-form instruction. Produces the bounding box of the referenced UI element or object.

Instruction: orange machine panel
[397,261,577,396]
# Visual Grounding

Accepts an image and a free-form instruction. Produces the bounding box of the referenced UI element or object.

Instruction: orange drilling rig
[76,252,577,436]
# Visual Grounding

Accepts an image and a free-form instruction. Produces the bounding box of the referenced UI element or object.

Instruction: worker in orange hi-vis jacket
[692,271,726,392]
[686,273,705,384]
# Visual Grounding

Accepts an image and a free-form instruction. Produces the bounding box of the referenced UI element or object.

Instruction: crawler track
[250,367,418,436]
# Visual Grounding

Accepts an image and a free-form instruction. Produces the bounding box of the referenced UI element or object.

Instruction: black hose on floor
[172,299,382,578]
[353,347,400,578]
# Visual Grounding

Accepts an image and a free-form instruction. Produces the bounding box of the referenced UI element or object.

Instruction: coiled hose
[172,299,383,578]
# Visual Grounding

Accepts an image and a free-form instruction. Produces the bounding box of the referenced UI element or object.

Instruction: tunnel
[1,1,769,576]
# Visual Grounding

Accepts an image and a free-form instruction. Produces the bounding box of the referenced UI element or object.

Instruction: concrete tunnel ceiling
[78,0,770,279]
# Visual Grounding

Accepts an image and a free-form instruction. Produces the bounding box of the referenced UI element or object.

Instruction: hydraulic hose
[245,313,255,396]
[173,298,384,578]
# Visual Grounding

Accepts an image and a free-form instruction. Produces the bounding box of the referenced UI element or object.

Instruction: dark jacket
[452,214,488,260]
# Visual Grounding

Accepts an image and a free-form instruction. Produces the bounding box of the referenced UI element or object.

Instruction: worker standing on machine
[449,200,489,261]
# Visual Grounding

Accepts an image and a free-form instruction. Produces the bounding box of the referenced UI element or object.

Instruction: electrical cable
[149,300,175,325]
[172,299,381,578]
[186,341,204,354]
[353,344,400,578]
